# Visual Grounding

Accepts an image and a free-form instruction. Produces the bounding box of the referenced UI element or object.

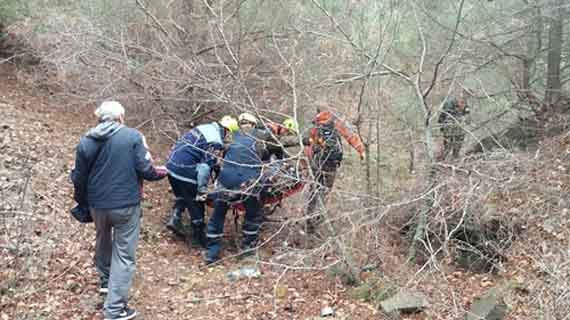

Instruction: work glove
[154,165,168,177]
[195,186,208,202]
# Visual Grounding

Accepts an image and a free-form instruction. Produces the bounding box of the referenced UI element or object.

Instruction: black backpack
[70,137,105,223]
[313,123,343,163]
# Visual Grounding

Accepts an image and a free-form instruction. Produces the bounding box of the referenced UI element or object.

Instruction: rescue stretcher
[205,160,307,213]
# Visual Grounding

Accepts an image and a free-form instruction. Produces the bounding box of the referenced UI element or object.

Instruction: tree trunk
[545,0,564,109]
[365,113,372,209]
[375,112,381,202]
[520,4,544,117]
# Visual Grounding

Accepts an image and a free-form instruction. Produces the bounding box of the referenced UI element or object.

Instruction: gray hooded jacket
[71,121,164,209]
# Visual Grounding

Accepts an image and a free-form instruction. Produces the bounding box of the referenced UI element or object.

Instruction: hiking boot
[204,238,222,265]
[166,210,185,237]
[239,233,259,258]
[204,254,219,265]
[190,223,207,248]
[238,242,257,259]
[104,307,137,320]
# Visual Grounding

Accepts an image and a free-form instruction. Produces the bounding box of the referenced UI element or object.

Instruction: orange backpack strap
[307,127,318,144]
[304,145,314,159]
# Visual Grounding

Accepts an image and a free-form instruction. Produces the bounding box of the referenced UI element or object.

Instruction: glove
[195,186,208,202]
[154,165,167,177]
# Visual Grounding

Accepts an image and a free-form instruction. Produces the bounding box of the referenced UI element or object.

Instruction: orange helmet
[313,111,334,125]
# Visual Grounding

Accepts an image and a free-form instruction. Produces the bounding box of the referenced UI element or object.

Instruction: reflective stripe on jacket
[166,123,224,185]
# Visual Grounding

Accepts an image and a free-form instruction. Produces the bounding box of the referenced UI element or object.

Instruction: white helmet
[238,112,258,125]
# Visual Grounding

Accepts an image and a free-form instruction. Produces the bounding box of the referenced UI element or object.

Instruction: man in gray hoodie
[71,101,166,320]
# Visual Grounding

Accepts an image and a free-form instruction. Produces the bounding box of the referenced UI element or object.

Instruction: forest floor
[0,63,384,320]
[1,62,569,320]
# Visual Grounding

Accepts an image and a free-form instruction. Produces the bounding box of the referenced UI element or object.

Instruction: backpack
[438,97,469,125]
[312,123,343,163]
[70,137,105,224]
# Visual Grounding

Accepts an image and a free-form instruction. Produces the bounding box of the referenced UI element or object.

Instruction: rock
[465,288,507,320]
[320,306,335,317]
[380,290,428,314]
[167,278,179,286]
[226,266,261,281]
[542,216,561,234]
[275,285,288,299]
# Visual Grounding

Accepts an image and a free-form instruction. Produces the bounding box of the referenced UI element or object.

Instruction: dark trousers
[168,175,204,226]
[305,165,337,218]
[440,125,465,160]
[206,193,262,260]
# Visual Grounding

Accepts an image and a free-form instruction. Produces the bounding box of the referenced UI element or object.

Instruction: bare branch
[135,0,179,46]
[422,0,466,100]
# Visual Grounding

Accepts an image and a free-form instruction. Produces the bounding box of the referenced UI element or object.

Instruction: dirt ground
[1,61,567,320]
[0,63,384,320]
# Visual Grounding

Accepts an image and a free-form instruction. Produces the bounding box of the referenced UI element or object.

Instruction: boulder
[320,306,334,317]
[380,290,428,314]
[226,266,261,281]
[465,288,507,320]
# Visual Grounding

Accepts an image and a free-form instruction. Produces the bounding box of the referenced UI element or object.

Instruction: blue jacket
[71,121,164,209]
[166,123,224,189]
[219,130,263,190]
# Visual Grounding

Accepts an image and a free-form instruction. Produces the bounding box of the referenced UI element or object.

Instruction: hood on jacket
[86,121,124,141]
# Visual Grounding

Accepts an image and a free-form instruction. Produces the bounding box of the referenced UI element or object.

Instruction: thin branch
[309,0,412,83]
[0,54,25,65]
[422,0,466,99]
[196,32,293,56]
[135,0,179,46]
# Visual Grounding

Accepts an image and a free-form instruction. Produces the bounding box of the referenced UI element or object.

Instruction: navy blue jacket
[166,123,224,189]
[71,121,164,209]
[219,130,264,190]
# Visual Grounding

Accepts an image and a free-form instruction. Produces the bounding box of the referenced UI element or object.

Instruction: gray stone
[465,288,507,320]
[542,216,562,234]
[320,306,335,317]
[380,290,429,314]
[226,266,261,281]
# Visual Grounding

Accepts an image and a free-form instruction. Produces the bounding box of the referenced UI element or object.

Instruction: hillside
[1,58,569,320]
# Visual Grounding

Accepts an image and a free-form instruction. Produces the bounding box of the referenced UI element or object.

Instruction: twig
[422,0,466,100]
[196,32,293,56]
[135,0,179,46]
[0,54,25,65]
[187,293,255,303]
[309,0,411,82]
[17,260,81,299]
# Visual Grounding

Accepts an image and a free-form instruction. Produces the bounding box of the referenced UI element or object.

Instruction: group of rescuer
[71,96,469,319]
[162,110,365,264]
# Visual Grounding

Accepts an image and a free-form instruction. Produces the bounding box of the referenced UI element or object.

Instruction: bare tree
[544,0,565,109]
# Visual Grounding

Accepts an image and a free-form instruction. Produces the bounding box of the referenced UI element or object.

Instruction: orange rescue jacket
[304,111,365,159]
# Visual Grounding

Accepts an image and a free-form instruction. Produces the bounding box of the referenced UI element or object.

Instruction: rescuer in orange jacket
[301,110,365,234]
